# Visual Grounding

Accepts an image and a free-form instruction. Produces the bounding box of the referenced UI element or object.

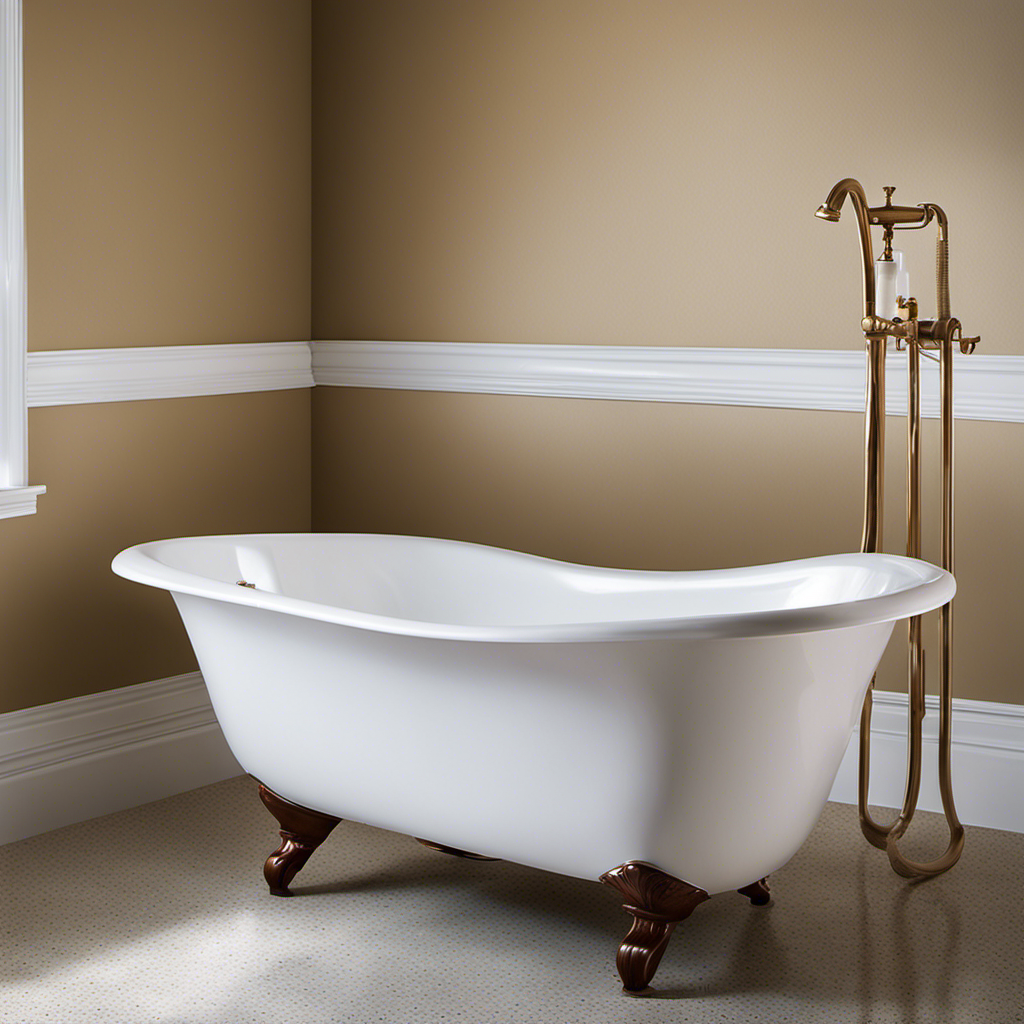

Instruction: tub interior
[141,534,943,628]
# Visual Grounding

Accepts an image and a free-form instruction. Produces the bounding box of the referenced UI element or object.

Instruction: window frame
[1,0,43,516]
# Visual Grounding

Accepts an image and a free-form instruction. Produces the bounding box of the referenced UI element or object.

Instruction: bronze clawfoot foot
[737,876,771,905]
[599,861,710,992]
[256,783,342,896]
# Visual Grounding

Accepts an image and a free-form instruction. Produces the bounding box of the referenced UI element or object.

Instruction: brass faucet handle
[897,295,918,321]
[861,314,910,338]
[883,186,896,204]
[959,335,980,355]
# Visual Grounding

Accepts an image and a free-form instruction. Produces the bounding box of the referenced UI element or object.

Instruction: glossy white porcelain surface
[113,533,954,643]
[112,534,955,894]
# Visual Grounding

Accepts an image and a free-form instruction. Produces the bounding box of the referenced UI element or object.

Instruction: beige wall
[3,393,310,712]
[311,0,1024,707]
[0,0,312,715]
[26,0,311,349]
[312,0,1022,350]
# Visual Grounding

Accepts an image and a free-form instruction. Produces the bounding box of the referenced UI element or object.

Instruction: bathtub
[112,533,955,990]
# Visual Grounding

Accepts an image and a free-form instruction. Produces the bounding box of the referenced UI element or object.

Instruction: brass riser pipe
[820,180,968,880]
[857,333,925,851]
[863,336,926,848]
[857,330,964,873]
[885,331,965,877]
[857,334,897,851]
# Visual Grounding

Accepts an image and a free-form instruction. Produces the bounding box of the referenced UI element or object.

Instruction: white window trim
[0,0,43,517]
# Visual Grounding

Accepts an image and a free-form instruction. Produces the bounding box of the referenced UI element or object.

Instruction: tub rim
[111,532,956,644]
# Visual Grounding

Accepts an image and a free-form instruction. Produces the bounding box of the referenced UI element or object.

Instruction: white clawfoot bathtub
[112,533,955,989]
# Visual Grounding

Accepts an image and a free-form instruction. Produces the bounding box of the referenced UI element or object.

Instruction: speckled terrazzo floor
[1,776,1021,1024]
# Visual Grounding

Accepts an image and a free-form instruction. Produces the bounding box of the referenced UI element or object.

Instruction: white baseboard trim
[312,341,1024,423]
[0,672,242,846]
[828,690,1024,833]
[27,341,313,407]
[1,674,1020,847]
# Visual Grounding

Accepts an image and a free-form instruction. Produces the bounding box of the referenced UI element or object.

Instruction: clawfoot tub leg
[256,783,342,896]
[737,877,771,905]
[599,862,710,992]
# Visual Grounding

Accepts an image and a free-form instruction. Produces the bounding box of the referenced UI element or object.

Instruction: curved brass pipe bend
[815,178,876,321]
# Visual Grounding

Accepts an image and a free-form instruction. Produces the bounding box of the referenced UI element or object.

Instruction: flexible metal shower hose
[936,233,950,321]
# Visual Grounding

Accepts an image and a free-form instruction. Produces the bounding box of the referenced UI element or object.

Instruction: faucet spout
[816,178,876,321]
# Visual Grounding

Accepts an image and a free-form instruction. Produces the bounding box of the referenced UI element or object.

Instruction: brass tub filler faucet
[816,178,980,878]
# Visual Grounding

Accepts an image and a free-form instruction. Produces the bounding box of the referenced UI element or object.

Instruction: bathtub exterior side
[172,592,893,895]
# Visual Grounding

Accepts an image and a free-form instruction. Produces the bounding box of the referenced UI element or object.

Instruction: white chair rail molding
[20,340,1024,422]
